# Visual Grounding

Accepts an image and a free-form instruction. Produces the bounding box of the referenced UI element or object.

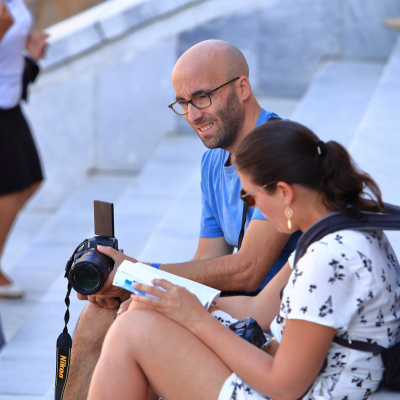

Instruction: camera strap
[55,242,85,400]
[55,276,73,400]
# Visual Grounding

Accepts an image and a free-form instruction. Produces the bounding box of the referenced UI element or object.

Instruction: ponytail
[317,141,384,212]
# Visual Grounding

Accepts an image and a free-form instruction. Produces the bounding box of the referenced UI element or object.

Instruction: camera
[65,201,120,295]
[229,318,268,348]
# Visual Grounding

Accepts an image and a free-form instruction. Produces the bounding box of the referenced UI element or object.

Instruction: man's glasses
[240,182,277,207]
[168,77,239,115]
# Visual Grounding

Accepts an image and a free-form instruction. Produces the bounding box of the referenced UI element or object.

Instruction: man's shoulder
[201,148,228,169]
[256,109,281,127]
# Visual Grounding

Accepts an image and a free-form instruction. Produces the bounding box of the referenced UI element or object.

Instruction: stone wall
[24,0,400,209]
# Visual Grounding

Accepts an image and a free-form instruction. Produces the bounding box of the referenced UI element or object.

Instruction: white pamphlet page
[113,260,221,310]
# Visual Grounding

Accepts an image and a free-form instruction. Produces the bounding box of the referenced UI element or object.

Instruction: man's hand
[76,246,139,309]
[25,31,49,61]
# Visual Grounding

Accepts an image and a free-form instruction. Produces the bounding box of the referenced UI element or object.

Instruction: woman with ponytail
[87,120,400,400]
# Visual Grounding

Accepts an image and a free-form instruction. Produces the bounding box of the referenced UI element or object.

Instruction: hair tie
[317,140,326,156]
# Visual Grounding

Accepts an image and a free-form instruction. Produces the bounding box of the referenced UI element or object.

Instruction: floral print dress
[270,229,400,400]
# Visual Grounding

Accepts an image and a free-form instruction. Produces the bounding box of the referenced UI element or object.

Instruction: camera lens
[73,263,101,293]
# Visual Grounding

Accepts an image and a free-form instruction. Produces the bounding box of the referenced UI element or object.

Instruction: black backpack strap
[333,336,386,353]
[293,202,400,267]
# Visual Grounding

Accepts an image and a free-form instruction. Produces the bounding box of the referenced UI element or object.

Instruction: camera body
[67,236,118,295]
[228,318,267,348]
[65,201,120,296]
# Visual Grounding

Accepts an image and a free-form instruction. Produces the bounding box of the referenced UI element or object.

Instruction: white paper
[113,260,220,310]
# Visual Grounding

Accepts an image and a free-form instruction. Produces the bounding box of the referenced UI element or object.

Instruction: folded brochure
[113,260,220,310]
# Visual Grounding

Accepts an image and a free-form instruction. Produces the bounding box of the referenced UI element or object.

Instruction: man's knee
[74,303,117,348]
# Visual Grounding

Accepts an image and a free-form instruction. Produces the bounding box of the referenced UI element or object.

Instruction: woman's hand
[25,31,49,61]
[129,279,209,331]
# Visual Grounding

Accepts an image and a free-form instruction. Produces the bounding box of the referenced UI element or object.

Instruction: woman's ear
[276,182,294,205]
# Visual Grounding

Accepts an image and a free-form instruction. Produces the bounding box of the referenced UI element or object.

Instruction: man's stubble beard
[197,90,244,150]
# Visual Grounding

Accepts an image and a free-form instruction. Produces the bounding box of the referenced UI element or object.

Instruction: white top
[0,0,32,109]
[270,229,400,400]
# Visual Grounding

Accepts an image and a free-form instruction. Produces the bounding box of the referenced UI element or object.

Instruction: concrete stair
[0,134,205,399]
[1,38,400,400]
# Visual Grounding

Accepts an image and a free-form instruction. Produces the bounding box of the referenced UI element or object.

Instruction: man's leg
[63,303,117,400]
[88,308,232,400]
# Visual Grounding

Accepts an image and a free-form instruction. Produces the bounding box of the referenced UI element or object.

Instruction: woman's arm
[191,312,335,400]
[211,261,292,331]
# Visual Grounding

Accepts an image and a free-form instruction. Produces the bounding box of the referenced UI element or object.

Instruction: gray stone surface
[0,134,204,397]
[97,39,176,171]
[41,0,207,69]
[258,0,340,97]
[349,36,400,206]
[41,24,103,68]
[291,60,384,147]
[100,0,157,40]
[343,0,400,59]
[23,73,94,209]
[0,175,134,343]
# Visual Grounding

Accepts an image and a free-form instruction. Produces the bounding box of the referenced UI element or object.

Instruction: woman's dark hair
[235,120,384,212]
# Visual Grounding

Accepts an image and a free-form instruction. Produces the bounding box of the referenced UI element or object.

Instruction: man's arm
[191,236,234,261]
[158,218,290,291]
[96,218,290,303]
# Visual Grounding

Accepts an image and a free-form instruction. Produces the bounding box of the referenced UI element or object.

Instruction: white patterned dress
[217,230,400,400]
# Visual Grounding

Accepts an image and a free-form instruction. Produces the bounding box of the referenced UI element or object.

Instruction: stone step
[0,174,135,344]
[0,134,205,398]
[291,59,385,147]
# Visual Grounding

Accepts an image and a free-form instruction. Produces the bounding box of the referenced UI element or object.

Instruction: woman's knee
[111,308,164,351]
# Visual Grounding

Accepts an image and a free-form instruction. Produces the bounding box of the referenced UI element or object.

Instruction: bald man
[63,40,300,400]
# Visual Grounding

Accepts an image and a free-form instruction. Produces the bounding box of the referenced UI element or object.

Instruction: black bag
[21,56,40,102]
[293,202,400,390]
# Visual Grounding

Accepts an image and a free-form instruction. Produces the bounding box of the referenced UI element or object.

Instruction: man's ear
[237,76,251,101]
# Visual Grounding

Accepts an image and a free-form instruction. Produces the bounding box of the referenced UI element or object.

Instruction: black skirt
[0,105,44,195]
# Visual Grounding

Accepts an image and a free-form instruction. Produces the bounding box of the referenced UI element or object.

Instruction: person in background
[88,120,400,400]
[0,0,48,298]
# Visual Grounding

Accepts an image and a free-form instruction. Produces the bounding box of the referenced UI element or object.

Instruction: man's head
[170,40,258,153]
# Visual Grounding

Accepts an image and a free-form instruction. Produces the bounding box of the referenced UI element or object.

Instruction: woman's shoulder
[311,229,385,253]
[299,229,398,280]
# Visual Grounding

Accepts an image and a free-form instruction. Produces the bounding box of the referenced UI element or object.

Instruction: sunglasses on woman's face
[240,182,277,207]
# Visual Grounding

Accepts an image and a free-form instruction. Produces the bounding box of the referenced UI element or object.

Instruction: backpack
[293,202,400,390]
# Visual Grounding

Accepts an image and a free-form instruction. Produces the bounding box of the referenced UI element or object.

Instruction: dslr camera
[65,201,121,295]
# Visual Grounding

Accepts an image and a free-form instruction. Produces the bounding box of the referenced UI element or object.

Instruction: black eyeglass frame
[168,77,240,115]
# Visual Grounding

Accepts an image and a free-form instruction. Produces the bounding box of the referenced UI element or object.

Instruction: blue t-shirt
[200,109,301,292]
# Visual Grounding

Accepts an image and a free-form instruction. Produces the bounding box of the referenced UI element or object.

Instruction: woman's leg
[0,181,41,285]
[88,308,233,400]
